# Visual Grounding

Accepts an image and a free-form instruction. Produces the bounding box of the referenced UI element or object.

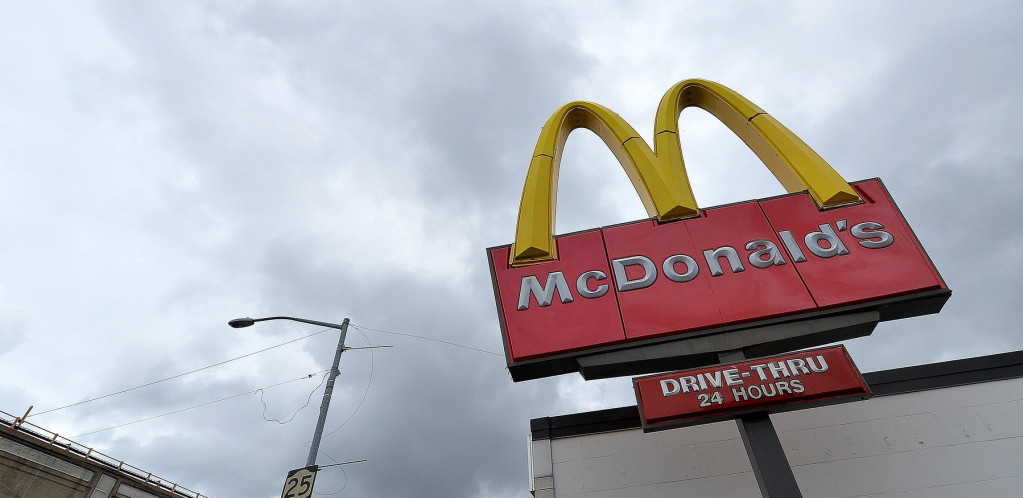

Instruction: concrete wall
[532,376,1023,498]
[1,432,98,498]
[0,426,195,498]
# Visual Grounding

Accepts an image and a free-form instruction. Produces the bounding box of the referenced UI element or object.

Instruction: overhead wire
[72,370,329,438]
[31,326,335,418]
[33,319,501,436]
[321,327,375,440]
[259,370,330,424]
[350,323,503,356]
[313,449,350,496]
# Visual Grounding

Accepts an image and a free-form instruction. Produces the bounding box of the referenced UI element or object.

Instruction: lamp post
[229,315,350,467]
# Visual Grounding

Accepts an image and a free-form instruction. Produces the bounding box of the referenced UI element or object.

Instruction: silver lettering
[750,364,769,381]
[660,379,680,396]
[575,270,609,299]
[745,240,787,269]
[704,371,724,389]
[778,230,807,263]
[662,254,699,283]
[703,246,745,277]
[851,221,894,249]
[806,355,829,373]
[612,256,658,292]
[680,375,700,393]
[514,219,891,312]
[517,272,574,311]
[787,358,810,376]
[767,361,791,379]
[804,223,850,258]
[724,368,743,386]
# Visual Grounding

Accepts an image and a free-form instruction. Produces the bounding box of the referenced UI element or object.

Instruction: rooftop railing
[0,408,208,498]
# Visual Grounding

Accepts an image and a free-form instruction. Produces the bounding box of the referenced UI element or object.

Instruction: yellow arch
[511,79,862,266]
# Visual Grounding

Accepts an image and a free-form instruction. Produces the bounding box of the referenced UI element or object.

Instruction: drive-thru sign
[634,346,870,432]
[487,79,949,381]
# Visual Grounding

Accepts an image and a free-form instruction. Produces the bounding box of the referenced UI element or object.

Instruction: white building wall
[536,377,1023,497]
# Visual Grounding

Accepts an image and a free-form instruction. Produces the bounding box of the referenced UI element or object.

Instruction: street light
[229,315,350,468]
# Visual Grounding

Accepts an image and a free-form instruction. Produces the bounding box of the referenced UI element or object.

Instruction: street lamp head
[228,317,255,328]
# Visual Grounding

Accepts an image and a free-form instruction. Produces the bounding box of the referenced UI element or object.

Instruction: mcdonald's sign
[488,79,950,381]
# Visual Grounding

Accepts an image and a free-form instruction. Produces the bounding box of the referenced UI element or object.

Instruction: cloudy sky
[1,1,1020,497]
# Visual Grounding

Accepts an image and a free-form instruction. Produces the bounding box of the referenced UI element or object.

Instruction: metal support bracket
[577,310,879,380]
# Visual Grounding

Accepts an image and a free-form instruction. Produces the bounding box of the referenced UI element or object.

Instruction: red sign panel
[634,346,869,431]
[488,179,948,380]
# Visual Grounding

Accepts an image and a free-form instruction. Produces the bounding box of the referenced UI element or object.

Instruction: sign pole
[719,350,803,498]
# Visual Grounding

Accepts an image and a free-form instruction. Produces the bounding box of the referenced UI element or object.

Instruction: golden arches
[511,79,862,266]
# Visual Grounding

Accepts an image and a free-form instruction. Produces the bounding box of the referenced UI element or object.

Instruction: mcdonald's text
[516,219,892,311]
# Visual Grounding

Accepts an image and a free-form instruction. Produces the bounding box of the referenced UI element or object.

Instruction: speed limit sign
[280,466,318,498]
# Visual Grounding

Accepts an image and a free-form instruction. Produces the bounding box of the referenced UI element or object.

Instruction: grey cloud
[2,2,1022,498]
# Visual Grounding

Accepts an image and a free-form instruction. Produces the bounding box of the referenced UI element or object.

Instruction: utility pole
[228,316,353,469]
[306,318,349,466]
